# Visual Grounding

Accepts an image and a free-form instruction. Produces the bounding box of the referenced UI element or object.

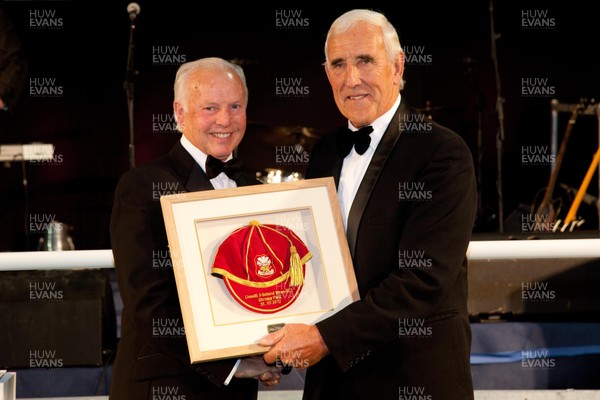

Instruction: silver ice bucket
[38,221,75,251]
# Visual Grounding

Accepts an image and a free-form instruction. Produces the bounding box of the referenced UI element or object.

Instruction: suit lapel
[332,158,344,188]
[186,165,214,192]
[169,141,214,192]
[345,103,408,256]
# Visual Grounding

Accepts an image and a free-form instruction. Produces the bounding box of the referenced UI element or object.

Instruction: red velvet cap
[211,220,312,313]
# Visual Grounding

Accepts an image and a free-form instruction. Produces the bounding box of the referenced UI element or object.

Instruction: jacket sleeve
[110,168,238,386]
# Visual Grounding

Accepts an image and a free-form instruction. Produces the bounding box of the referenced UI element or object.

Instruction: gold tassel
[288,245,304,286]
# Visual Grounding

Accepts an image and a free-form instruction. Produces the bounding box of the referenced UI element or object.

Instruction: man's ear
[393,52,405,86]
[173,101,184,127]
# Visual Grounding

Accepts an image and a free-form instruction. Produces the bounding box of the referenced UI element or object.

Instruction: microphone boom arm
[490,0,506,232]
[124,4,139,169]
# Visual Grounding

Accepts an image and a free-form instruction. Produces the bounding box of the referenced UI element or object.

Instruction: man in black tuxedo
[110,57,281,400]
[260,9,477,400]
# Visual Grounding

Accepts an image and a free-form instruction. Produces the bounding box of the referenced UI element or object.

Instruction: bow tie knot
[336,125,374,157]
[205,155,244,181]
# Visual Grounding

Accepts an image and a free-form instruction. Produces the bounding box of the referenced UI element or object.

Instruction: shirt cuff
[224,358,241,386]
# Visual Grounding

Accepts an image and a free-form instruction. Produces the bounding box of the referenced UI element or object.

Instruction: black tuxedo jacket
[109,140,260,400]
[304,100,477,400]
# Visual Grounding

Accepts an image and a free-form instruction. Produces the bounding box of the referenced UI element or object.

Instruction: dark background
[2,0,599,251]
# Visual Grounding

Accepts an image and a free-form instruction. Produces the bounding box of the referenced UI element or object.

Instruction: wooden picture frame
[160,177,359,363]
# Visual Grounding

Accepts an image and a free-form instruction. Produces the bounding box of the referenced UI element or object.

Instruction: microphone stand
[124,14,138,169]
[489,0,506,232]
[465,57,487,230]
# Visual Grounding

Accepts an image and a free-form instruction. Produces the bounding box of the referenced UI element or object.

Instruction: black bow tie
[205,155,244,181]
[335,125,374,157]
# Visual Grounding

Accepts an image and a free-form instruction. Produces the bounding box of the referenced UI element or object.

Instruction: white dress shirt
[338,95,401,230]
[180,135,238,189]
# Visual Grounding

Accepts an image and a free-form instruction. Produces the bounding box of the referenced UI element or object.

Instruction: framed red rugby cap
[211,220,312,314]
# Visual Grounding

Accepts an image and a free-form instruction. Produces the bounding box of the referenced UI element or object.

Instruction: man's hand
[235,356,282,388]
[259,323,329,369]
